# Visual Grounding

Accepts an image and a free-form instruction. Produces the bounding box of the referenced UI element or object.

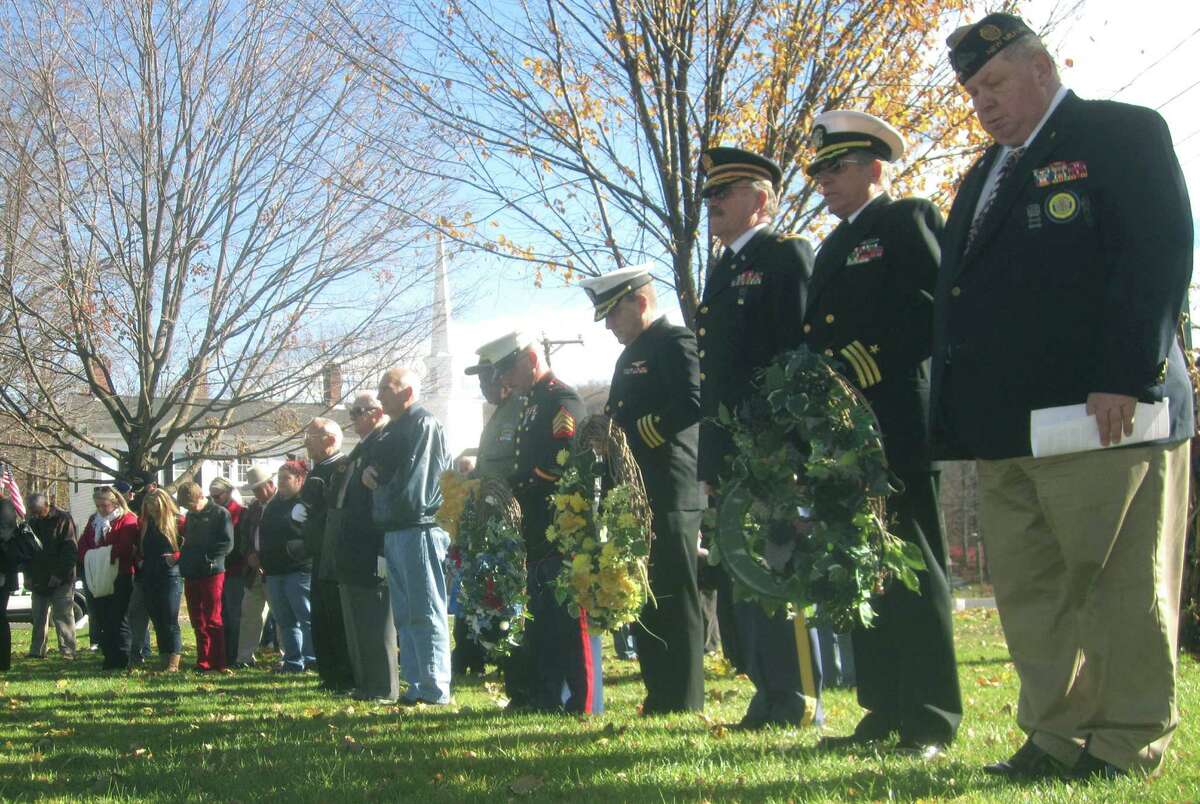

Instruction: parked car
[6,572,89,629]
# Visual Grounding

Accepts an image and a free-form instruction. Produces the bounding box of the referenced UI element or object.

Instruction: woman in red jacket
[78,486,140,670]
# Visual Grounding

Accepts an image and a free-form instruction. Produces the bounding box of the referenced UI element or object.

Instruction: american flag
[1,462,26,518]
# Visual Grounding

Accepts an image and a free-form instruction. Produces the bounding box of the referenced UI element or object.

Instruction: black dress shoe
[896,738,946,761]
[1071,752,1128,780]
[984,738,1070,779]
[819,733,884,751]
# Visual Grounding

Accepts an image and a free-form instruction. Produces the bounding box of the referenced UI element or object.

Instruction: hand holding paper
[1031,398,1169,458]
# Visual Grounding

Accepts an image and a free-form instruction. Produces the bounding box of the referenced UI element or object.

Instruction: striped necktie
[965,146,1026,251]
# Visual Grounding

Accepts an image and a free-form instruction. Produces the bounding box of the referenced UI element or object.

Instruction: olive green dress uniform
[804,193,962,745]
[474,393,523,481]
[697,225,825,728]
[505,372,602,713]
[604,316,705,713]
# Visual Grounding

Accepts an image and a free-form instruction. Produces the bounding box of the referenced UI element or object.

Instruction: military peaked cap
[578,265,653,321]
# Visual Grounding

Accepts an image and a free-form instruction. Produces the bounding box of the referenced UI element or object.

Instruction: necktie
[965,146,1025,251]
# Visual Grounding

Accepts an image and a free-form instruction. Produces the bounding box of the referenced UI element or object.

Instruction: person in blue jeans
[260,461,315,673]
[364,367,452,705]
[137,489,184,671]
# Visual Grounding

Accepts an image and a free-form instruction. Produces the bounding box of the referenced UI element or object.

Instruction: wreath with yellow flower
[711,346,926,632]
[455,478,528,657]
[546,416,653,634]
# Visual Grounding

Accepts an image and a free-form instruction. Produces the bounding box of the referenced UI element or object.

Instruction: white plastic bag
[84,544,118,598]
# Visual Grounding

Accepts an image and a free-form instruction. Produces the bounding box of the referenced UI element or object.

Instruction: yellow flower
[571,554,592,577]
[568,493,589,513]
[581,537,596,552]
[545,525,560,544]
[556,511,586,534]
[556,449,570,466]
[617,512,637,530]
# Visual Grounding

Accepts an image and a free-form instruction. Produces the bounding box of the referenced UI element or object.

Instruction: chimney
[88,355,114,396]
[322,362,343,407]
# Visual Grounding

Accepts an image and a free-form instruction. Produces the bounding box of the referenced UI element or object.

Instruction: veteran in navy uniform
[578,266,705,714]
[695,146,824,730]
[489,332,601,714]
[934,14,1193,780]
[802,111,961,760]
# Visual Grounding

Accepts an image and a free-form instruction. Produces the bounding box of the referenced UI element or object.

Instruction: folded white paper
[1030,399,1169,458]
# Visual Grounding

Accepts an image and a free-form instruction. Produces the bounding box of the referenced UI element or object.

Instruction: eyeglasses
[811,157,869,181]
[701,182,749,202]
[348,406,380,418]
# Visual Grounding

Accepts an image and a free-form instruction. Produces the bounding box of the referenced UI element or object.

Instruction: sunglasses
[348,406,379,418]
[811,157,869,180]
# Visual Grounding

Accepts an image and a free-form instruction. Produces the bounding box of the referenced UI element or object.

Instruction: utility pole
[539,333,584,368]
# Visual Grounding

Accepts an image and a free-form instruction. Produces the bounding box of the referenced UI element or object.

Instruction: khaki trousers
[237,577,271,665]
[977,440,1189,774]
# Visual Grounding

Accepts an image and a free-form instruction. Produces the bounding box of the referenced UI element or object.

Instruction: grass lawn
[1,608,1197,802]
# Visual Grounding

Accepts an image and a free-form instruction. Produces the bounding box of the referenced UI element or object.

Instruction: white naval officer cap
[578,264,653,322]
[806,110,906,176]
[464,330,533,375]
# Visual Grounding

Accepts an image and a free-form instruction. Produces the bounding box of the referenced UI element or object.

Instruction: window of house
[237,457,251,484]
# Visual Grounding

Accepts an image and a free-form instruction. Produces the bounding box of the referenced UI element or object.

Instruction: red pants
[185,573,226,671]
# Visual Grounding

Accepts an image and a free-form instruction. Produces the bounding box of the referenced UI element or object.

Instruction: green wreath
[710,345,925,632]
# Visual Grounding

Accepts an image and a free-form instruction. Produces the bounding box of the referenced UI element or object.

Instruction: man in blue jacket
[364,367,452,705]
[933,13,1194,781]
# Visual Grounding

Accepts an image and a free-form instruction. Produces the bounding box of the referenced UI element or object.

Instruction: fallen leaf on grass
[976,676,1002,688]
[709,724,727,739]
[55,679,69,689]
[602,722,628,737]
[431,772,444,785]
[341,735,364,753]
[509,775,543,795]
[129,747,153,759]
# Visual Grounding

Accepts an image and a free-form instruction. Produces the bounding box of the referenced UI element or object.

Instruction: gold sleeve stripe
[840,345,872,388]
[637,415,665,448]
[645,416,666,447]
[848,340,882,385]
[533,467,559,482]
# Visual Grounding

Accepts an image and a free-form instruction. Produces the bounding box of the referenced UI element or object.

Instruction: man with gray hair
[695,146,823,732]
[302,416,354,693]
[933,13,1193,781]
[25,493,78,659]
[334,391,400,702]
[364,367,452,704]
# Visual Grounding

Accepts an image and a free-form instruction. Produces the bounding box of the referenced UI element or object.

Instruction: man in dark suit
[696,146,823,730]
[302,418,355,694]
[801,110,962,760]
[492,332,600,714]
[579,266,705,713]
[933,13,1194,780]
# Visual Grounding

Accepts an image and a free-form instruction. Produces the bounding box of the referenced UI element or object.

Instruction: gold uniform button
[951,286,961,297]
[699,372,706,381]
[700,306,709,314]
[802,323,812,334]
[618,401,624,407]
[824,349,834,357]
[825,314,835,324]
[698,349,705,358]
[698,327,706,337]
